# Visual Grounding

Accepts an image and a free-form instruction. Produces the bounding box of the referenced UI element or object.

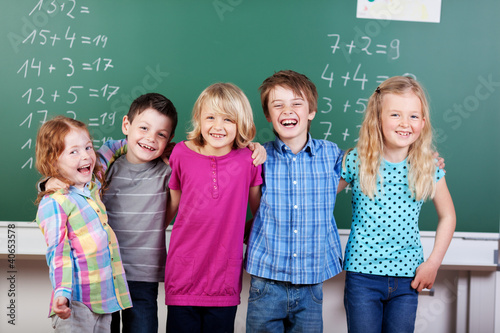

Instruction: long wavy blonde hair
[353,76,436,201]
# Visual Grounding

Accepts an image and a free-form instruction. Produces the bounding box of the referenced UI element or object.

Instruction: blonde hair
[187,83,256,148]
[35,116,102,203]
[351,76,436,201]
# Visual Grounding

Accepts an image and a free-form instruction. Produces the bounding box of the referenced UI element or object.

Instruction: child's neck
[383,147,409,163]
[125,152,152,165]
[280,133,309,154]
[186,141,232,157]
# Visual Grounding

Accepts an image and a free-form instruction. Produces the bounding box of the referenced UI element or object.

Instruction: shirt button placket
[291,154,299,270]
[211,157,219,199]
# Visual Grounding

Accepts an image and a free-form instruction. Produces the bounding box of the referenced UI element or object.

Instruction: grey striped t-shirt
[102,156,171,282]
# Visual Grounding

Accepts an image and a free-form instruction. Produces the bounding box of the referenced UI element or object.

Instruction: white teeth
[281,119,297,127]
[211,133,225,138]
[77,164,91,172]
[139,143,155,151]
[397,131,410,136]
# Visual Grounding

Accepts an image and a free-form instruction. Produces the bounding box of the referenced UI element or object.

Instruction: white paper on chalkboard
[356,0,442,23]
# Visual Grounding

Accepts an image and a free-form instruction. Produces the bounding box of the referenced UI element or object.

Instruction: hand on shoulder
[248,142,267,166]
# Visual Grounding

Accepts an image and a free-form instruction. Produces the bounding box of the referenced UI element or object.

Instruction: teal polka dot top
[342,148,445,277]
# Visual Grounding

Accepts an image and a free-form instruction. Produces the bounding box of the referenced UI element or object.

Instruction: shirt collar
[69,182,92,197]
[272,133,315,156]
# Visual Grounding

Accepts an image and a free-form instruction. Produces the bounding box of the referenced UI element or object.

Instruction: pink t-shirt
[165,141,262,307]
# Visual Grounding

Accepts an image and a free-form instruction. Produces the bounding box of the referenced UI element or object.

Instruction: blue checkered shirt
[245,135,344,284]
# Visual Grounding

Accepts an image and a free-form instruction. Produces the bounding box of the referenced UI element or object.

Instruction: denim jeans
[166,305,237,333]
[111,281,159,333]
[246,276,323,333]
[344,271,418,333]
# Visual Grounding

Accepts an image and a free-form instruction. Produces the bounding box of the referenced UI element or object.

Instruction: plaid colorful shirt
[245,135,344,284]
[36,182,132,316]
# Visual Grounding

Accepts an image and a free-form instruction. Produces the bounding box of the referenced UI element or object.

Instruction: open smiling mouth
[77,164,91,173]
[139,143,156,151]
[281,119,298,127]
[210,133,226,138]
[396,131,411,137]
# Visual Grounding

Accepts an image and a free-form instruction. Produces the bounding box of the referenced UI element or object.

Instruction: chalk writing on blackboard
[30,0,90,19]
[17,1,121,170]
[318,33,415,143]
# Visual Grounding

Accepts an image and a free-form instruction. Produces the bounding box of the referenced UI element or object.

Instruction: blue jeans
[111,281,158,333]
[246,276,323,333]
[166,305,237,333]
[344,271,418,333]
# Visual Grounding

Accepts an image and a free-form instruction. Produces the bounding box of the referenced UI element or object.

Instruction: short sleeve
[435,163,446,182]
[341,149,357,184]
[334,148,345,180]
[250,163,263,188]
[168,144,182,191]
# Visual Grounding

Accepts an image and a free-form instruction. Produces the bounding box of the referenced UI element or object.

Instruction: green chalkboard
[1,0,499,233]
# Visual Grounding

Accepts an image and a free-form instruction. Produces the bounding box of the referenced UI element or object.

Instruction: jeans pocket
[51,315,59,329]
[248,276,269,303]
[308,282,324,304]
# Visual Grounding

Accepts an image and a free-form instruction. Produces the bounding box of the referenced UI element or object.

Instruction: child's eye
[85,146,93,151]
[140,126,147,131]
[293,102,302,107]
[158,133,166,138]
[411,115,420,119]
[70,150,78,155]
[224,118,234,123]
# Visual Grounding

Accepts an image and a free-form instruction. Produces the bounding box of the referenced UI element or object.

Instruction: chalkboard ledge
[2,223,499,270]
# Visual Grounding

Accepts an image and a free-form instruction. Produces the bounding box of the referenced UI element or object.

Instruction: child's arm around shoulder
[42,139,127,192]
[411,176,456,292]
[161,141,177,165]
[97,138,127,173]
[247,142,267,166]
[42,178,70,193]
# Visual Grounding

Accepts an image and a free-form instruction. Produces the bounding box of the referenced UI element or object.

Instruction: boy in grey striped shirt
[102,93,178,333]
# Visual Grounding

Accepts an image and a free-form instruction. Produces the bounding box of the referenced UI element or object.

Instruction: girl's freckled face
[57,128,96,190]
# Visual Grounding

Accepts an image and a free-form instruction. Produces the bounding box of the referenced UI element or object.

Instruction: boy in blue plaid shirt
[245,70,344,332]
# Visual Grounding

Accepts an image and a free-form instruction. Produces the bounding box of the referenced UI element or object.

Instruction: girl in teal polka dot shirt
[337,76,456,333]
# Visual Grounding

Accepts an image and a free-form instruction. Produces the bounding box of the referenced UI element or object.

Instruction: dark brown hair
[127,93,178,137]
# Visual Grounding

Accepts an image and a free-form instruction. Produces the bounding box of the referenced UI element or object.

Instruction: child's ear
[122,116,131,135]
[308,111,317,121]
[168,133,175,143]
